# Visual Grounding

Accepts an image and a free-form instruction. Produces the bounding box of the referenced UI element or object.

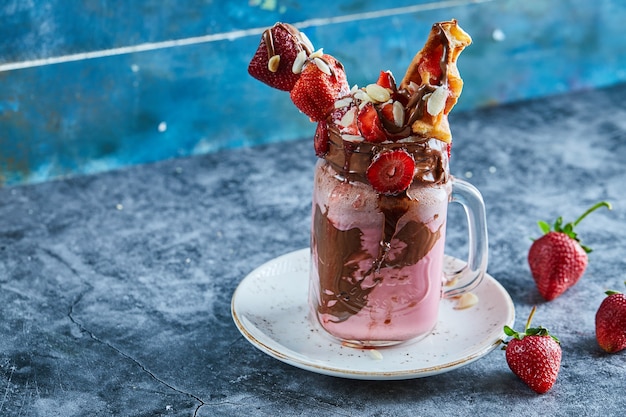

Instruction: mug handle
[443,176,488,298]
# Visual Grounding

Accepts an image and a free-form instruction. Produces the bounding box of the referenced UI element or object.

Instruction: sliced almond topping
[426,86,448,116]
[334,97,353,109]
[268,55,280,73]
[313,57,331,75]
[353,89,372,104]
[444,275,459,287]
[339,107,357,127]
[341,134,364,143]
[454,292,479,310]
[368,349,383,360]
[299,32,315,53]
[292,50,307,74]
[309,48,324,59]
[392,101,405,127]
[365,83,391,103]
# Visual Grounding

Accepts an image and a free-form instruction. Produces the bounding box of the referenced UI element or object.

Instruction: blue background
[1,0,625,185]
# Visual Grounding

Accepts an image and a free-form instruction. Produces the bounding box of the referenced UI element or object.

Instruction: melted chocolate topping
[323,126,448,186]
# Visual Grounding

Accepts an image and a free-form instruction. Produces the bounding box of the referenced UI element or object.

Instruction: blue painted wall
[1,0,626,186]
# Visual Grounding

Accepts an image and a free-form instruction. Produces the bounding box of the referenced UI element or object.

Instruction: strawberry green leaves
[503,307,562,394]
[536,201,612,253]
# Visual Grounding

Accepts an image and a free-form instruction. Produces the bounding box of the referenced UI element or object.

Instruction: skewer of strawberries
[248,21,471,197]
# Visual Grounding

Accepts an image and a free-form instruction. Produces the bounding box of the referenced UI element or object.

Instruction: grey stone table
[1,84,625,417]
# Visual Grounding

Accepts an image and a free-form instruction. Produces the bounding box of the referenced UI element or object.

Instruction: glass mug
[308,130,488,347]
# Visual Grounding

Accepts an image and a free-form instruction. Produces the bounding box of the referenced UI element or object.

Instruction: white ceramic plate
[231,248,515,380]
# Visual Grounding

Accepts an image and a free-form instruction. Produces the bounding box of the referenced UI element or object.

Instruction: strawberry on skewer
[290,53,350,122]
[248,22,312,91]
[248,22,350,123]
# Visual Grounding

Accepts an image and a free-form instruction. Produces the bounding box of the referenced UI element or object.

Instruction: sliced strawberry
[379,102,396,125]
[365,149,415,195]
[314,120,330,157]
[376,70,397,90]
[418,44,444,85]
[248,23,306,91]
[357,102,387,143]
[290,54,349,121]
[333,104,359,136]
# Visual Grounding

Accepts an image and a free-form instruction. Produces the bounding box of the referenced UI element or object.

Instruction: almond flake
[313,57,331,75]
[339,107,356,127]
[299,32,315,53]
[353,89,372,104]
[392,101,405,127]
[334,97,353,109]
[341,134,364,143]
[368,349,383,360]
[292,50,307,74]
[365,84,391,103]
[309,48,324,59]
[454,292,479,310]
[268,55,280,73]
[426,86,448,116]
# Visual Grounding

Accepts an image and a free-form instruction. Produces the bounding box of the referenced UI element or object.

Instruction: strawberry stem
[525,305,537,331]
[502,306,560,345]
[537,201,612,253]
[572,201,612,227]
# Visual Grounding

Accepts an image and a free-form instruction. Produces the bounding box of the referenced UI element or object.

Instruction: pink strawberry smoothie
[247,20,473,347]
[309,133,452,345]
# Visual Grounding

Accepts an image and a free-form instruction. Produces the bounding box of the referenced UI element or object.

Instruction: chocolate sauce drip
[435,22,451,86]
[373,195,412,271]
[313,204,374,323]
[323,126,448,185]
[342,141,357,176]
[262,29,276,60]
[387,215,442,268]
[313,195,442,323]
[372,195,442,271]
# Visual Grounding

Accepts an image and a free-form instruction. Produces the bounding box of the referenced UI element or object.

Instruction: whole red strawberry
[595,282,626,353]
[248,22,311,91]
[528,201,612,301]
[503,306,561,394]
[290,53,350,121]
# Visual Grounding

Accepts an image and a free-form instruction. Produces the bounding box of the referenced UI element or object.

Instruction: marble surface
[1,84,626,416]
